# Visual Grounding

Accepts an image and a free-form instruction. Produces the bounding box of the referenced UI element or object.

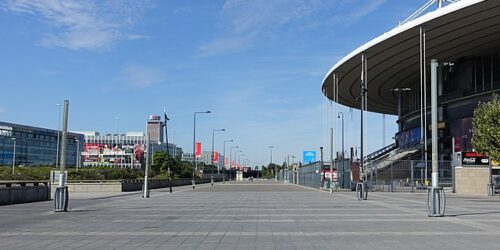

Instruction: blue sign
[303,151,316,164]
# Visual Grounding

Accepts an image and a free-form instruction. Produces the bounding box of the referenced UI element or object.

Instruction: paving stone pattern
[1,180,500,249]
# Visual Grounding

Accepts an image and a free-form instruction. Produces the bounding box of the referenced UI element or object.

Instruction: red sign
[195,142,202,158]
[213,151,219,163]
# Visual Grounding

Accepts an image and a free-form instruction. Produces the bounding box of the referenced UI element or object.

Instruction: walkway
[1,180,500,249]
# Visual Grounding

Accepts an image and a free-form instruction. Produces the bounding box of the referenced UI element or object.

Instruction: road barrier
[0,181,51,205]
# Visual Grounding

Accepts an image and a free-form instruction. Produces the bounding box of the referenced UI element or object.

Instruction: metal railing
[365,160,453,192]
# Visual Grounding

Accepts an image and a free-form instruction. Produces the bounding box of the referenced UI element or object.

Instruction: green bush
[0,166,52,180]
[67,168,143,180]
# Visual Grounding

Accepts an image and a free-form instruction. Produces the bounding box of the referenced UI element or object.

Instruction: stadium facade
[321,0,500,190]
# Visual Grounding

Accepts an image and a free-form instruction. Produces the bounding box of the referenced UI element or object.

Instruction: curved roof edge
[321,0,485,90]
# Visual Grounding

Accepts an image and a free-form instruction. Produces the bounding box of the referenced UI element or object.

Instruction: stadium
[321,0,500,195]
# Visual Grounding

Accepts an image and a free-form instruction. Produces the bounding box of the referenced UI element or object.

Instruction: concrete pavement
[0,180,500,249]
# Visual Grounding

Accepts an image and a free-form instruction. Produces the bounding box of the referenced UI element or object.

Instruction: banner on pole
[213,151,219,164]
[195,142,202,158]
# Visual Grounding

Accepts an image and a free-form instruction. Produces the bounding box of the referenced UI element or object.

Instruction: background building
[78,131,182,169]
[0,121,83,166]
[147,115,164,144]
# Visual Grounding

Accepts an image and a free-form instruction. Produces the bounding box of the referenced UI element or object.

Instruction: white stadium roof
[321,0,500,115]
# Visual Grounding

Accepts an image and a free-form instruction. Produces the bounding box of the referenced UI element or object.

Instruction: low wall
[0,181,51,205]
[48,178,224,192]
[121,178,223,192]
[455,166,490,196]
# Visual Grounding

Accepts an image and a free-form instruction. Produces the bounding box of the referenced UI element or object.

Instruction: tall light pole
[55,103,61,167]
[229,145,239,181]
[236,151,243,180]
[55,100,70,212]
[211,128,226,175]
[269,145,275,180]
[238,153,245,168]
[235,150,242,169]
[338,112,345,188]
[114,117,120,167]
[192,111,211,183]
[75,139,80,172]
[223,139,234,183]
[11,138,16,175]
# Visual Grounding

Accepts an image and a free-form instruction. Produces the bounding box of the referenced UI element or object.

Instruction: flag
[213,151,219,164]
[195,142,202,158]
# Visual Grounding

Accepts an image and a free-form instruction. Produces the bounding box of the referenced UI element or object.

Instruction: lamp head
[206,111,211,114]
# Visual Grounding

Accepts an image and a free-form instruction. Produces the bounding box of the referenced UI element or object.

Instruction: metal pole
[76,139,80,172]
[320,146,324,187]
[424,26,428,183]
[193,112,197,180]
[419,26,425,171]
[164,111,172,193]
[360,53,367,179]
[411,160,415,192]
[192,111,211,183]
[115,117,119,168]
[431,59,439,188]
[60,100,69,183]
[269,146,275,180]
[211,130,215,173]
[287,155,290,184]
[11,138,16,175]
[211,129,225,178]
[341,113,344,189]
[56,104,61,167]
[223,140,233,183]
[330,128,333,188]
[143,133,150,198]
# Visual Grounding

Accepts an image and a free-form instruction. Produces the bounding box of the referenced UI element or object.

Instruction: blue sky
[0,0,426,167]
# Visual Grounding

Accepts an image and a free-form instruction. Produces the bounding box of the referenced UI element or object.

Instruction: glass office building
[0,121,84,166]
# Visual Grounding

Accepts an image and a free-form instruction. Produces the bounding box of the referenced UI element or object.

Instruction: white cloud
[118,65,165,88]
[199,0,332,56]
[0,106,7,114]
[349,0,387,20]
[199,0,387,56]
[1,0,154,51]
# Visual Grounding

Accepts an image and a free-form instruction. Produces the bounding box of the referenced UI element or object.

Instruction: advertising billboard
[303,151,316,164]
[83,143,145,167]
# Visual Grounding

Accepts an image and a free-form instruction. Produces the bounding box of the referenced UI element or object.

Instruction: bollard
[211,176,214,186]
[192,179,196,189]
[427,187,445,217]
[356,181,368,200]
[54,186,68,212]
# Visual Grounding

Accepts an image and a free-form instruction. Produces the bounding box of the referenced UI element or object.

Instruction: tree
[472,94,500,161]
[152,151,168,174]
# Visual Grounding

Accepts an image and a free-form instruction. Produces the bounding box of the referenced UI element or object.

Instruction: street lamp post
[211,129,226,178]
[76,139,80,172]
[192,111,211,187]
[269,146,275,180]
[115,117,119,168]
[235,150,242,180]
[238,154,245,168]
[229,146,239,182]
[338,112,344,188]
[55,103,61,167]
[11,138,16,175]
[223,140,234,183]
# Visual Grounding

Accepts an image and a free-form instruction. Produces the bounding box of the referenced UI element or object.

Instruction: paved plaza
[1,181,500,249]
